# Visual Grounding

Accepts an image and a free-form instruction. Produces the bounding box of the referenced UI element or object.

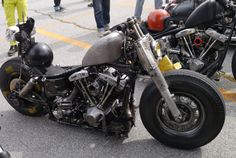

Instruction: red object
[147,9,170,32]
[194,37,204,47]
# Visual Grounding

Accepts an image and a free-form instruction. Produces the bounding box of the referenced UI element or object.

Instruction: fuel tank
[82,31,124,66]
[185,0,224,28]
[170,0,195,22]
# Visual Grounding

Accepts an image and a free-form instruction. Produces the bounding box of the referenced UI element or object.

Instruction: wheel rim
[156,92,206,136]
[8,77,42,114]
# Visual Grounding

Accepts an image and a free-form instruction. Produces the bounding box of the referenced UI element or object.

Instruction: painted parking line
[220,88,236,103]
[36,28,92,49]
[220,72,236,82]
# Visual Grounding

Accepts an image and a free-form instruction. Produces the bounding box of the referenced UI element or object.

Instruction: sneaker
[104,24,110,31]
[98,30,111,38]
[135,17,142,24]
[8,45,17,57]
[88,3,93,7]
[54,6,65,12]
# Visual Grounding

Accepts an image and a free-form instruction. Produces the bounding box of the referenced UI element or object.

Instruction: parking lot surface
[1,0,236,157]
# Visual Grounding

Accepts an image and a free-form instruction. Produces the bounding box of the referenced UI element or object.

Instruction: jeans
[92,0,110,30]
[134,0,163,19]
[54,0,61,7]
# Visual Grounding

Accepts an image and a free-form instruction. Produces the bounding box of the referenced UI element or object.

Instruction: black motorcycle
[0,17,225,149]
[143,0,236,79]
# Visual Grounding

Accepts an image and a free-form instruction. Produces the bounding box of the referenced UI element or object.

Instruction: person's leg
[134,0,145,20]
[155,0,163,9]
[92,0,104,30]
[54,0,61,7]
[54,0,64,12]
[16,0,27,23]
[4,0,17,56]
[102,0,110,29]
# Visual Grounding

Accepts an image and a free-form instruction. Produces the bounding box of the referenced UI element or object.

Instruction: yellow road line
[220,88,236,103]
[36,28,91,49]
[0,37,4,42]
[221,72,236,83]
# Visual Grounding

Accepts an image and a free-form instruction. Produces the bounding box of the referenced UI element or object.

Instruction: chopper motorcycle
[0,17,225,149]
[142,0,236,79]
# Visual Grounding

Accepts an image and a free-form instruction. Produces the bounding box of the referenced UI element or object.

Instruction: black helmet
[25,42,53,67]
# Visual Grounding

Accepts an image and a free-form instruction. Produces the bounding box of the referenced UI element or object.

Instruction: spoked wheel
[0,57,46,116]
[140,70,225,149]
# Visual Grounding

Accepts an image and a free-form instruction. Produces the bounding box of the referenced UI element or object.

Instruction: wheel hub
[157,94,204,134]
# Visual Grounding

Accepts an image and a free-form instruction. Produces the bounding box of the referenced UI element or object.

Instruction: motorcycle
[142,0,236,79]
[0,17,225,149]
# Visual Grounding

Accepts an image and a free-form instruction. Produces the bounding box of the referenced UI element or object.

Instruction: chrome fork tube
[134,33,182,121]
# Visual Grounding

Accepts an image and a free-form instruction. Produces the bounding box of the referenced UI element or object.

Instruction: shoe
[98,30,111,38]
[88,3,93,7]
[104,24,110,31]
[8,45,17,57]
[54,6,65,12]
[135,17,142,24]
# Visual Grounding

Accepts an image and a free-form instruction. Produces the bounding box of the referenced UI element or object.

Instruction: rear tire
[0,57,46,116]
[140,70,225,149]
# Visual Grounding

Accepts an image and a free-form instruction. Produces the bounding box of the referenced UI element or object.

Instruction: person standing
[92,0,110,37]
[134,0,163,21]
[54,0,64,12]
[2,0,27,56]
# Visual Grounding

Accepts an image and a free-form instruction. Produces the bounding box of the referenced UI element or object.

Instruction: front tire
[140,70,225,149]
[0,57,46,116]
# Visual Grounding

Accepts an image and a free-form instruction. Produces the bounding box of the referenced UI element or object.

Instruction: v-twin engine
[53,67,127,129]
[159,28,227,72]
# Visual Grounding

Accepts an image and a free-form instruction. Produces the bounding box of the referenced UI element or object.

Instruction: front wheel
[140,70,225,149]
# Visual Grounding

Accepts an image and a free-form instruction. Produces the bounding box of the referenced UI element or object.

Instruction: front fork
[135,34,182,121]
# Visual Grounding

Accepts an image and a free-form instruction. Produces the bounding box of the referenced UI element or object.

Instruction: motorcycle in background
[142,0,236,79]
[0,17,225,149]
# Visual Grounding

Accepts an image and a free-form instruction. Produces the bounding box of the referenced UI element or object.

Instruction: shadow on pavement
[0,110,202,158]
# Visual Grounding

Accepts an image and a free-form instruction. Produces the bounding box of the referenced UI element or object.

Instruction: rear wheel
[0,57,46,116]
[140,70,225,149]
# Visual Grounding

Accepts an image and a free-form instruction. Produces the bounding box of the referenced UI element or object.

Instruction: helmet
[25,43,53,67]
[147,9,170,32]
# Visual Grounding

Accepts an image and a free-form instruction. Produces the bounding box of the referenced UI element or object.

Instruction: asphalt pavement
[1,0,236,158]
